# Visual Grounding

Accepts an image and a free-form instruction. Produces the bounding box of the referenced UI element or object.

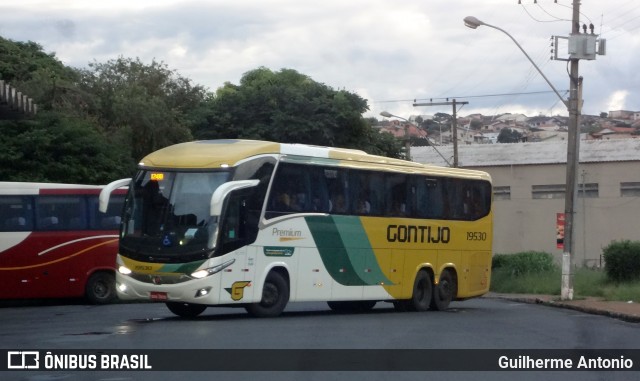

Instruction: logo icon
[8,351,40,369]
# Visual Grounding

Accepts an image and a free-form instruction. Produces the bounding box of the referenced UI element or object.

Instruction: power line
[373,90,568,104]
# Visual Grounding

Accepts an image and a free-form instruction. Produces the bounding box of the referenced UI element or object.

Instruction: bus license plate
[150,291,168,301]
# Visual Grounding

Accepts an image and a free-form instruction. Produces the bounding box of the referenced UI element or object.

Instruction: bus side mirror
[210,180,259,217]
[99,178,131,213]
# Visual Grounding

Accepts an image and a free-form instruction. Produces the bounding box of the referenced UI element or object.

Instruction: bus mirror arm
[99,178,131,213]
[210,180,260,217]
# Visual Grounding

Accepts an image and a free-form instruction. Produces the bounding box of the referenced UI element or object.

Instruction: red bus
[0,182,125,304]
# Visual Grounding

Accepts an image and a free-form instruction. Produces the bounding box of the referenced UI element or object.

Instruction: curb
[487,294,640,324]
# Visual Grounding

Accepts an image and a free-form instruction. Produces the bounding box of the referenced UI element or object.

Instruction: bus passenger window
[0,196,33,232]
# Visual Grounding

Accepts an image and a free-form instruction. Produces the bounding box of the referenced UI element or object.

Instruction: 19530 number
[466,232,487,241]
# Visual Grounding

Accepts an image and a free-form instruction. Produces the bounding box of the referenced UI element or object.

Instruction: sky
[1,0,639,120]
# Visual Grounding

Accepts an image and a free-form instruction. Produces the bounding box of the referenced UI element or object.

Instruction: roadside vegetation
[490,244,640,302]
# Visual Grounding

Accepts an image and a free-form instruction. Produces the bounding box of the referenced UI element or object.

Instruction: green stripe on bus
[332,216,392,286]
[305,215,392,286]
[305,215,366,286]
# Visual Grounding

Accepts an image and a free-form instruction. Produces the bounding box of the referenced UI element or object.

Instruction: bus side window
[0,196,34,232]
[89,195,124,230]
[385,174,407,217]
[37,196,86,230]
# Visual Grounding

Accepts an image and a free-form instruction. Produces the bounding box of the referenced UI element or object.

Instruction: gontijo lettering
[387,225,451,244]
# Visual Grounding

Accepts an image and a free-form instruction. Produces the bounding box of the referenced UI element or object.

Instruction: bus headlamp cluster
[118,266,132,275]
[190,259,236,279]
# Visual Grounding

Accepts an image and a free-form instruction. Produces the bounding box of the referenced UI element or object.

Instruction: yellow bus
[100,139,492,317]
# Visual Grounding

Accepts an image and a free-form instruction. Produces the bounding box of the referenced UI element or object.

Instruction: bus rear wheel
[430,269,456,311]
[85,272,116,305]
[245,271,289,318]
[410,270,433,311]
[166,302,207,318]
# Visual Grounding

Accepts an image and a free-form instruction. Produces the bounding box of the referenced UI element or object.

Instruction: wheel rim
[262,283,278,307]
[438,279,450,300]
[93,281,108,299]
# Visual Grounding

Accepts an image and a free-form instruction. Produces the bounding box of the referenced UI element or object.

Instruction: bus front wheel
[166,302,207,318]
[245,271,289,318]
[430,269,456,311]
[85,271,116,305]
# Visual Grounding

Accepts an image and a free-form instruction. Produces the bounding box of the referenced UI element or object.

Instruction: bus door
[217,190,258,304]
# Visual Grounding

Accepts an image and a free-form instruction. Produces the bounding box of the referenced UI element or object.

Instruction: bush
[603,240,640,283]
[492,251,556,276]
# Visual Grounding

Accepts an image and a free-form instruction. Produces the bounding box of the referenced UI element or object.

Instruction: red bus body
[0,183,125,303]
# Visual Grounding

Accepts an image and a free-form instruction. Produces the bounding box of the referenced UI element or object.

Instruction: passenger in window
[290,192,306,212]
[273,192,292,212]
[355,197,371,215]
[312,194,326,212]
[331,194,347,214]
[391,200,406,217]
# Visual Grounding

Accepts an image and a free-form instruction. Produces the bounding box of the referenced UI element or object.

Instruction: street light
[380,111,452,167]
[463,16,568,108]
[380,111,412,161]
[464,15,581,301]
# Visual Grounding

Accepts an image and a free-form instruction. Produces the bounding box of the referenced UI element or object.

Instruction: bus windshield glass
[121,170,230,259]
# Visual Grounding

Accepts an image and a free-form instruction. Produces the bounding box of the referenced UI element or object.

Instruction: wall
[477,161,640,267]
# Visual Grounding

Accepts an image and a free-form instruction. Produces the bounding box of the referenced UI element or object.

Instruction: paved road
[2,297,639,380]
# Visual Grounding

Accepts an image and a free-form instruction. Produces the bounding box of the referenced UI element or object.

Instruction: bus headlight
[190,259,236,279]
[118,266,132,275]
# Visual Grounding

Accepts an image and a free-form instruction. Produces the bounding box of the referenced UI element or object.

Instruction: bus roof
[139,139,491,181]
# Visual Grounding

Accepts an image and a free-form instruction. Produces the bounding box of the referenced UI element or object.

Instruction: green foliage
[77,57,207,160]
[196,67,402,158]
[0,36,81,111]
[602,240,640,282]
[497,128,524,143]
[0,112,133,183]
[492,251,556,276]
[1,36,405,186]
[491,264,640,302]
[491,267,561,295]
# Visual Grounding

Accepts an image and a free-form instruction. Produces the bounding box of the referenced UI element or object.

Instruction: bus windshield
[121,170,230,260]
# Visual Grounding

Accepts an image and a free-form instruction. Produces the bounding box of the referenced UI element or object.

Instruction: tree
[77,57,208,161]
[195,67,402,158]
[600,112,608,118]
[497,128,523,143]
[470,119,483,130]
[0,36,82,114]
[0,112,132,183]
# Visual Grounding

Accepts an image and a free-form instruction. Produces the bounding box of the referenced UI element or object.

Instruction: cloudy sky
[1,0,638,119]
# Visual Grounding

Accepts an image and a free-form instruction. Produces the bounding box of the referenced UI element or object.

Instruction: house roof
[411,138,640,167]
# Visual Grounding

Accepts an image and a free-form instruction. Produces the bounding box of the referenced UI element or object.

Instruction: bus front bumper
[115,272,222,305]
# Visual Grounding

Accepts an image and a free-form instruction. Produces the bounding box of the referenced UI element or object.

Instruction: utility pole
[413,99,468,167]
[560,0,582,301]
[464,1,606,302]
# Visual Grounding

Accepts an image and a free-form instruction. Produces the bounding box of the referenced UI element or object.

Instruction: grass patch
[490,266,640,302]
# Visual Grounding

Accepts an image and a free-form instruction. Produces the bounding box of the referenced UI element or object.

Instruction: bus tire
[245,271,289,318]
[430,269,456,311]
[166,302,207,318]
[410,270,433,312]
[328,300,377,312]
[85,271,116,305]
